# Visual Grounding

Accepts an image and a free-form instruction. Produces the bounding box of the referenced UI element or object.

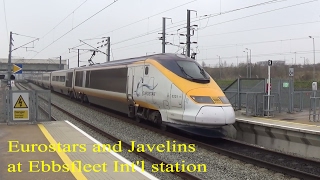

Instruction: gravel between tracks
[30,83,295,180]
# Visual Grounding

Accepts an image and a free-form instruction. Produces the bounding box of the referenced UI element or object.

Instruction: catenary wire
[2,0,9,43]
[61,0,317,62]
[111,0,291,45]
[26,0,88,58]
[65,0,286,54]
[31,0,119,59]
[58,0,199,55]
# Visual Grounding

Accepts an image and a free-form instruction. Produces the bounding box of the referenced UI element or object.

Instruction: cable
[111,0,298,46]
[61,0,317,62]
[112,39,158,50]
[197,0,318,31]
[168,0,314,34]
[41,0,88,40]
[198,0,287,30]
[58,0,291,58]
[61,0,198,55]
[13,33,38,39]
[94,0,198,38]
[197,21,320,38]
[26,0,88,58]
[200,37,316,50]
[2,0,9,43]
[31,0,119,59]
[198,50,320,62]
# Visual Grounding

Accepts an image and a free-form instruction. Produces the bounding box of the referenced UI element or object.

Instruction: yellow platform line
[38,124,87,180]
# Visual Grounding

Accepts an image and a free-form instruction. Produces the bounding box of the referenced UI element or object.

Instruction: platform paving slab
[0,123,76,180]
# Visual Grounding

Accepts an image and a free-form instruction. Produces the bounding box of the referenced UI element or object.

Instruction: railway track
[22,82,320,180]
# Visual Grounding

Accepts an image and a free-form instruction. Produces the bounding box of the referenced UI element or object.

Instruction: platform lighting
[217,55,221,79]
[309,36,316,81]
[300,57,306,65]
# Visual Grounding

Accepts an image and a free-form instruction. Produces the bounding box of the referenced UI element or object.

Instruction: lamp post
[246,48,251,78]
[217,55,221,79]
[309,36,316,81]
[243,50,249,78]
[300,57,306,65]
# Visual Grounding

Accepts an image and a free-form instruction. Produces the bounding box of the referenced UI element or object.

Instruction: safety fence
[224,78,320,121]
[1,87,51,124]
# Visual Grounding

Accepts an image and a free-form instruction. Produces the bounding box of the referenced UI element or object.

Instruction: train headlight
[219,96,230,104]
[190,96,214,104]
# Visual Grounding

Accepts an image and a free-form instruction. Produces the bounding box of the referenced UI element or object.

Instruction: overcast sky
[1,0,319,68]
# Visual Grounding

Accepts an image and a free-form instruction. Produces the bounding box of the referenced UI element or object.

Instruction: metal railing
[309,96,320,122]
[3,88,51,124]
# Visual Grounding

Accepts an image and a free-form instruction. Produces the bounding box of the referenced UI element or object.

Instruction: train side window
[60,76,65,82]
[145,66,149,75]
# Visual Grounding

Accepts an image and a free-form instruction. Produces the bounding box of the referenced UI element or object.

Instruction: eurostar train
[29,53,235,132]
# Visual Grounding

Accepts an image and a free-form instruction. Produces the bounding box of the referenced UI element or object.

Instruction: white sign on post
[12,92,29,120]
[289,68,294,77]
[267,60,272,117]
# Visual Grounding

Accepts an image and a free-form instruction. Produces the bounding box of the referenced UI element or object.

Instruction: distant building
[256,60,285,66]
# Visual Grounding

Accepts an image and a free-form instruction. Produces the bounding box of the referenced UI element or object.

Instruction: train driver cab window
[176,60,210,83]
[145,66,149,75]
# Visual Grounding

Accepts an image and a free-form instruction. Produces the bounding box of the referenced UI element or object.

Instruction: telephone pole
[246,48,252,78]
[106,37,110,62]
[182,10,198,57]
[7,31,38,88]
[162,17,166,53]
[159,17,172,53]
[186,10,191,57]
[309,36,316,81]
[59,56,62,70]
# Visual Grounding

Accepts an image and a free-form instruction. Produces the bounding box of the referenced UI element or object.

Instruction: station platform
[0,121,159,180]
[230,110,320,160]
[235,110,320,134]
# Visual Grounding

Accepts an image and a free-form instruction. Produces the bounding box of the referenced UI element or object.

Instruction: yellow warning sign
[14,110,29,119]
[14,95,28,108]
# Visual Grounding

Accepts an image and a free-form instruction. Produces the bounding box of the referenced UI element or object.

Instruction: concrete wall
[223,121,320,160]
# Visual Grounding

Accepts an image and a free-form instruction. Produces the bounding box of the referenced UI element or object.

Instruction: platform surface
[0,121,159,180]
[0,123,76,180]
[235,110,320,134]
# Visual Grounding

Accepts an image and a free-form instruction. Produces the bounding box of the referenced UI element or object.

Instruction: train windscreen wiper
[179,66,196,80]
[198,66,208,79]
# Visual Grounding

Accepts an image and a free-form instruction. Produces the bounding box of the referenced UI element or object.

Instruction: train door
[127,68,134,102]
[168,83,184,120]
[82,71,86,88]
[132,66,144,100]
[143,65,155,104]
